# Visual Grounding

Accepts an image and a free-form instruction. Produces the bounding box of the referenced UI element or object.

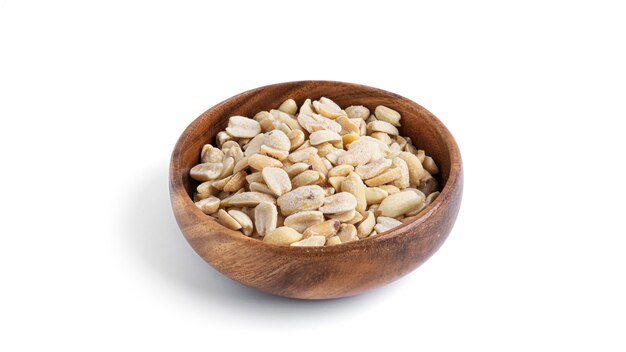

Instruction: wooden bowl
[169,81,463,299]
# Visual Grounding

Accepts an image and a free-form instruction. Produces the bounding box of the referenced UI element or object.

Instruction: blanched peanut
[190,162,223,181]
[392,157,410,189]
[365,187,388,204]
[355,158,392,179]
[217,209,242,230]
[313,97,343,119]
[277,185,325,215]
[222,171,247,192]
[284,210,324,233]
[377,190,424,218]
[263,130,291,152]
[345,105,370,119]
[297,113,342,134]
[243,133,265,156]
[425,191,440,206]
[328,176,346,190]
[254,110,272,122]
[291,170,325,188]
[197,181,219,197]
[245,172,263,184]
[364,167,402,187]
[319,192,357,214]
[255,202,278,237]
[248,153,283,170]
[228,209,253,236]
[303,220,341,238]
[278,99,298,115]
[288,147,317,163]
[261,167,292,196]
[249,182,274,195]
[367,121,399,136]
[287,130,305,151]
[398,151,425,186]
[310,130,342,145]
[201,145,224,163]
[422,156,439,175]
[221,192,276,207]
[340,178,366,213]
[291,235,325,247]
[263,226,303,245]
[284,162,311,178]
[259,144,289,161]
[327,209,356,222]
[329,164,354,177]
[357,211,376,238]
[226,116,261,138]
[326,236,342,246]
[337,224,358,243]
[374,216,403,233]
[195,196,220,214]
[374,105,401,126]
[336,116,360,135]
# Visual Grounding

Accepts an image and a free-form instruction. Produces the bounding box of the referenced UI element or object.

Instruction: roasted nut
[328,164,354,177]
[392,157,410,189]
[310,130,342,145]
[278,99,298,115]
[374,105,401,126]
[221,171,246,192]
[201,144,224,163]
[284,162,312,178]
[303,220,341,238]
[190,162,223,181]
[291,235,325,247]
[364,187,388,204]
[263,226,303,245]
[337,224,358,243]
[398,151,425,186]
[194,196,220,214]
[243,133,265,156]
[364,167,402,187]
[367,120,399,136]
[228,209,253,236]
[319,192,357,214]
[313,97,343,119]
[248,153,283,170]
[422,156,440,175]
[425,191,440,206]
[345,105,370,119]
[263,130,291,152]
[226,115,261,138]
[277,185,325,216]
[291,170,325,188]
[249,182,274,195]
[255,202,278,237]
[374,216,403,233]
[221,192,276,207]
[326,236,342,246]
[355,158,392,179]
[283,211,324,233]
[287,130,305,151]
[217,209,242,230]
[357,211,376,238]
[261,167,292,196]
[377,190,424,217]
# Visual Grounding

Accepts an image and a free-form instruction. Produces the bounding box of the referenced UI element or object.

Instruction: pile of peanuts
[190,97,440,246]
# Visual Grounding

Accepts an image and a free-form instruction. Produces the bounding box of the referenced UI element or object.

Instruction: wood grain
[169,81,463,299]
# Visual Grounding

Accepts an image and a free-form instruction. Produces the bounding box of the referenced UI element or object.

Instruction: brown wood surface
[169,81,463,299]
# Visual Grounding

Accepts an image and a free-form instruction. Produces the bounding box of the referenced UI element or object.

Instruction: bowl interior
[174,81,454,207]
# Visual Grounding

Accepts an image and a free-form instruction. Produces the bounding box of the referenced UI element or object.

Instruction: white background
[1,1,625,351]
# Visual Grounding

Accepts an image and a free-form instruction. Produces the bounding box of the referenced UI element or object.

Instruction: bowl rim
[170,80,462,253]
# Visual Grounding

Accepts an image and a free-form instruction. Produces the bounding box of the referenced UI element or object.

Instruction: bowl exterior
[170,81,463,299]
